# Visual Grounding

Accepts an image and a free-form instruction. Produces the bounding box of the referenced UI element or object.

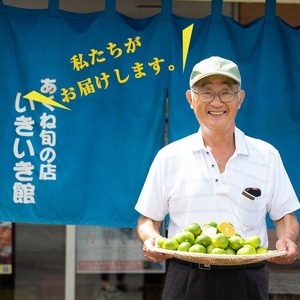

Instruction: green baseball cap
[189,56,241,87]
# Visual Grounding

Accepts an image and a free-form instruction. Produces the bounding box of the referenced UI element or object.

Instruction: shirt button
[206,151,209,155]
[215,179,218,182]
[212,164,215,168]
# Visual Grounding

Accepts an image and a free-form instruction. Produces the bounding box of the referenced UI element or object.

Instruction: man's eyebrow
[199,81,211,88]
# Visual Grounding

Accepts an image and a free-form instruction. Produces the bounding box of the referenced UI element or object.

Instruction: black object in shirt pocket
[242,188,261,200]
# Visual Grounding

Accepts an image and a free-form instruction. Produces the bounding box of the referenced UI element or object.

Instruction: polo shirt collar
[191,127,249,156]
[234,127,249,155]
[191,128,206,152]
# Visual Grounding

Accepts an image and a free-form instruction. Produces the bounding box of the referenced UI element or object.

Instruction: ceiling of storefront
[3,0,300,24]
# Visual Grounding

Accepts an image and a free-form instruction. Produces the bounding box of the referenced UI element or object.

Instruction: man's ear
[237,90,245,109]
[186,90,193,109]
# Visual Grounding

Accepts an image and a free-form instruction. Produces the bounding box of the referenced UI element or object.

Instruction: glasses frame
[191,88,240,103]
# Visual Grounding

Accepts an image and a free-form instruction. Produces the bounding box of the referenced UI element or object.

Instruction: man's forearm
[137,215,162,243]
[274,212,299,242]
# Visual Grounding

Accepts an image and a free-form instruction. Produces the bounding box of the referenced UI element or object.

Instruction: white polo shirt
[135,127,300,247]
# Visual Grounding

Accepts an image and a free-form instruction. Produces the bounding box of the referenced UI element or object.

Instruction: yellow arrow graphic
[23,90,71,111]
[182,23,194,73]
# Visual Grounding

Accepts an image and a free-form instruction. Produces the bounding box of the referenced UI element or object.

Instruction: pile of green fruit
[157,221,268,255]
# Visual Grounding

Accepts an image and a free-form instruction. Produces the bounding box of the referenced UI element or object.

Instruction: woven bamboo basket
[154,248,287,266]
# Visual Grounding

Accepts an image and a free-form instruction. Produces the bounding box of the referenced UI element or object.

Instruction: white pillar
[65,225,76,300]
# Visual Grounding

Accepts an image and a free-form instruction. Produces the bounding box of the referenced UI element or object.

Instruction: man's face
[186,75,245,133]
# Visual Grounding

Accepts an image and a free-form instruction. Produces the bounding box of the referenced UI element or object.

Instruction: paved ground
[14,266,145,300]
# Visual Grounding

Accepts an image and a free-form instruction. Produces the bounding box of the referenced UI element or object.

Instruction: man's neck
[201,125,235,149]
[201,126,236,173]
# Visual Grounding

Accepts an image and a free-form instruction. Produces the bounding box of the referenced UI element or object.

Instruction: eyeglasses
[191,89,240,103]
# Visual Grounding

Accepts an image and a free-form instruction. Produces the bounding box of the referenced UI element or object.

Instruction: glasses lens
[199,91,214,102]
[219,91,235,102]
[197,91,237,102]
[194,90,239,103]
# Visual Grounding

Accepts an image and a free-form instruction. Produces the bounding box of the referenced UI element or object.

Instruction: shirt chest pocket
[228,191,267,229]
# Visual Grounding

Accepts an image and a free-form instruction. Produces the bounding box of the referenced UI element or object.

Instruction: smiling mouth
[209,111,226,115]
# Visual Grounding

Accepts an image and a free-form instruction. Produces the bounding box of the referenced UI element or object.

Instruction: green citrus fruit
[206,244,214,254]
[157,237,167,248]
[195,234,212,247]
[203,220,218,228]
[217,222,236,237]
[163,238,179,250]
[201,225,218,237]
[236,245,256,255]
[225,247,236,255]
[184,222,201,237]
[212,233,229,249]
[256,246,268,254]
[172,233,180,242]
[211,247,226,255]
[177,231,195,245]
[244,234,261,249]
[189,244,207,253]
[229,235,244,251]
[177,242,192,252]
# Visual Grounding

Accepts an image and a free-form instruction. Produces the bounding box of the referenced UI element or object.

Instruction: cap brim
[190,71,241,87]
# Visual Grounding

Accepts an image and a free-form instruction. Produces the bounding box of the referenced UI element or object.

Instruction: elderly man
[135,56,300,299]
